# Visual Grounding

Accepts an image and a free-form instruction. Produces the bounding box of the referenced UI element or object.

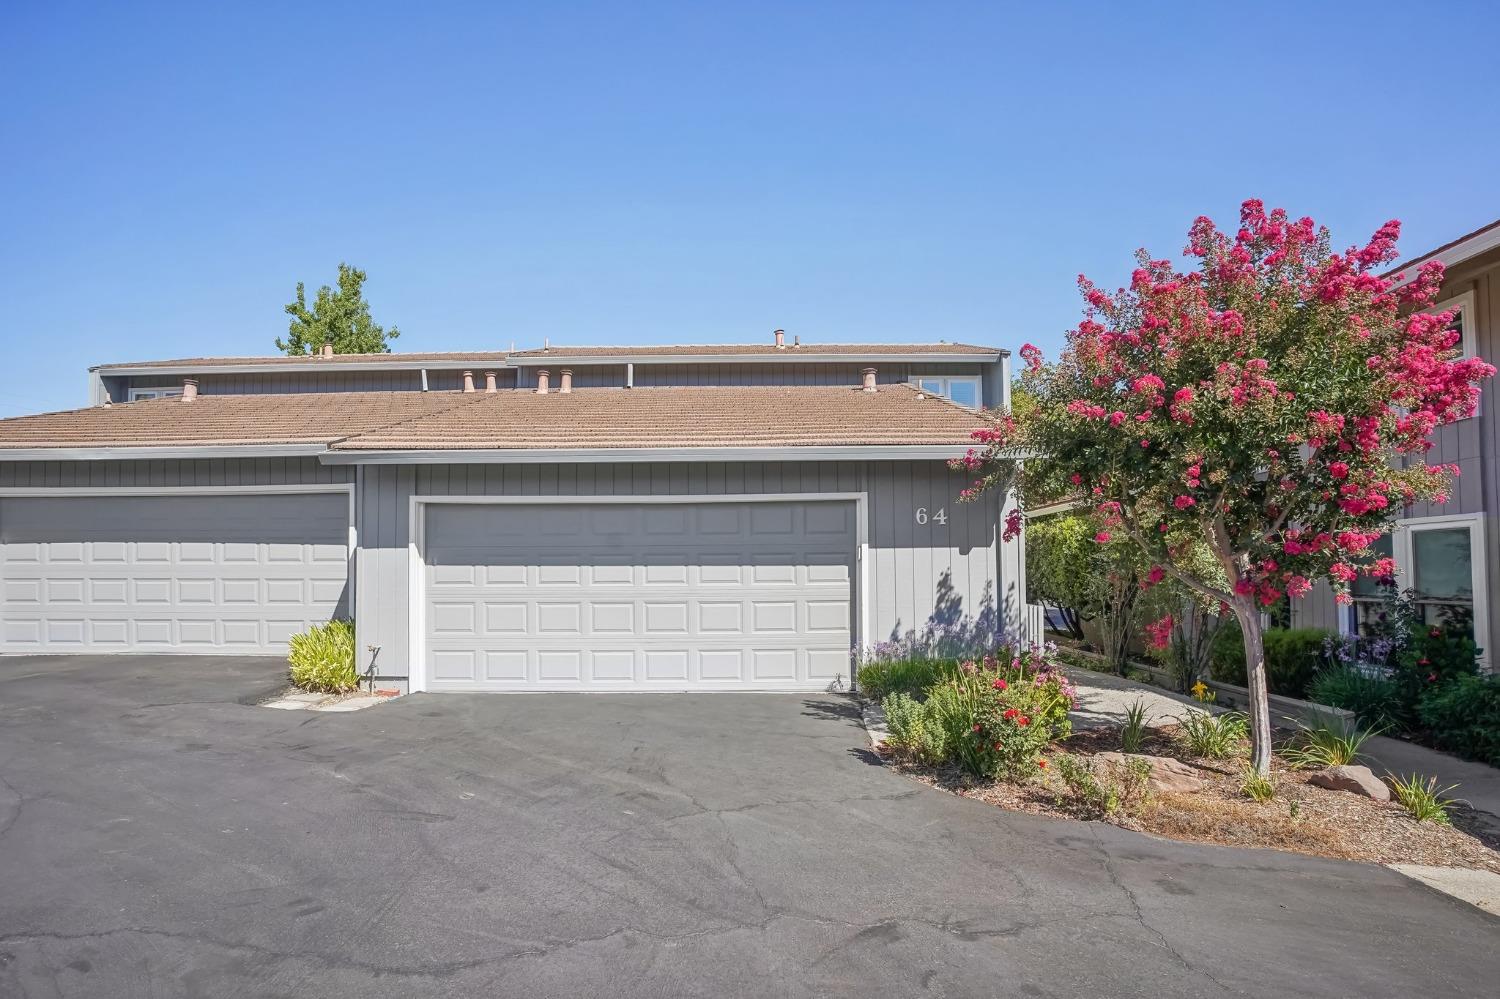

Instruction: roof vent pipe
[181,378,199,402]
[793,335,800,348]
[861,368,877,393]
[484,371,498,393]
[559,369,573,394]
[321,341,334,358]
[774,329,785,349]
[535,369,550,394]
[462,370,476,393]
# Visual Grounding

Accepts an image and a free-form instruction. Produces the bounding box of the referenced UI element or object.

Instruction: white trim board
[92,359,509,377]
[324,445,975,465]
[507,352,1002,366]
[0,444,330,461]
[405,492,870,694]
[1388,224,1500,287]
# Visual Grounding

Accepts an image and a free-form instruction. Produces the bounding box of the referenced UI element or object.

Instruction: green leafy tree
[1027,511,1144,672]
[277,263,401,355]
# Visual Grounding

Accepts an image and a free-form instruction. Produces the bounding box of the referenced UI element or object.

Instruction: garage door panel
[0,493,348,655]
[424,500,854,691]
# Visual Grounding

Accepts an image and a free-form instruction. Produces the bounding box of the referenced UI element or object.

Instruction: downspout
[626,362,634,388]
[420,368,429,392]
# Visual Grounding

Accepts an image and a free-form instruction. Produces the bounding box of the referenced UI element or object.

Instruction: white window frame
[1429,290,1479,419]
[1431,289,1477,359]
[909,375,983,409]
[1348,512,1488,669]
[128,386,185,401]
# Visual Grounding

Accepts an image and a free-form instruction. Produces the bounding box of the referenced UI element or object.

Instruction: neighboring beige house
[1293,218,1500,668]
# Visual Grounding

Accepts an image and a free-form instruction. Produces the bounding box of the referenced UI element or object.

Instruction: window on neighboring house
[912,375,982,409]
[128,387,184,401]
[1432,289,1477,359]
[1348,532,1394,636]
[1347,515,1489,667]
[1430,290,1479,418]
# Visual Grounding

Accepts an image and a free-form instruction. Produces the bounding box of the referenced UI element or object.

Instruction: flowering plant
[956,201,1495,772]
[922,644,1077,780]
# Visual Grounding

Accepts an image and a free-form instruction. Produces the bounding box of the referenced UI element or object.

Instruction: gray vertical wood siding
[510,362,986,390]
[106,369,517,400]
[355,460,1017,680]
[0,457,352,488]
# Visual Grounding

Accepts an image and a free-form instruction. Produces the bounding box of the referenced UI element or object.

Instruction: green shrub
[1208,624,1334,698]
[1280,715,1380,769]
[1054,754,1151,819]
[1177,710,1248,760]
[856,657,949,701]
[1307,665,1406,729]
[910,647,1078,781]
[881,693,946,764]
[287,619,359,693]
[1388,773,1459,825]
[1417,674,1500,767]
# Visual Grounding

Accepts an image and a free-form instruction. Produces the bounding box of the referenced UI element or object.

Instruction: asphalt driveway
[0,656,1495,998]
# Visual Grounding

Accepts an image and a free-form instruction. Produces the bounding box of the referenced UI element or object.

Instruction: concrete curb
[858,699,889,751]
[261,688,401,712]
[1390,864,1500,916]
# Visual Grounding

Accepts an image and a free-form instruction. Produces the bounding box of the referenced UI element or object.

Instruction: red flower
[993,678,1008,691]
[1003,708,1019,720]
[972,723,982,732]
[1037,759,1048,770]
[1017,716,1031,727]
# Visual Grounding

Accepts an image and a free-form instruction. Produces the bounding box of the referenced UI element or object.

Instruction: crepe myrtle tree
[958,200,1494,773]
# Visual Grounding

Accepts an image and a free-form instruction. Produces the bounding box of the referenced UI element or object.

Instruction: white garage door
[422,500,856,691]
[0,492,350,655]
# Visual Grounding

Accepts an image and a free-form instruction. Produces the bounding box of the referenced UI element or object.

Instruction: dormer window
[128,387,185,401]
[912,375,982,409]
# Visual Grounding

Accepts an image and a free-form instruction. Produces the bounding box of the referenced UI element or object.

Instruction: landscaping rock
[1309,765,1391,802]
[1094,752,1209,793]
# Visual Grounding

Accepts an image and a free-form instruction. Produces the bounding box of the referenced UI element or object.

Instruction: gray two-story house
[1293,220,1499,667]
[0,334,1022,692]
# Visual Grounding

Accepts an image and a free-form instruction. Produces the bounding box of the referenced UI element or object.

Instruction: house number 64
[915,507,947,526]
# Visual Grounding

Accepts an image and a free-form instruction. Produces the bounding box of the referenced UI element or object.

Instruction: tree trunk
[1235,601,1274,774]
[1061,607,1085,642]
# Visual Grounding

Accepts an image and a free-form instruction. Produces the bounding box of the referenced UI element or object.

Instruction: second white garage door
[421,500,856,691]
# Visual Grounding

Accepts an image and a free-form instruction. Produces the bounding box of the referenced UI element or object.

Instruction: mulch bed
[885,723,1500,873]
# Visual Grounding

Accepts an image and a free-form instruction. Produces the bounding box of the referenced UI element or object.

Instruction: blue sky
[1,1,1495,417]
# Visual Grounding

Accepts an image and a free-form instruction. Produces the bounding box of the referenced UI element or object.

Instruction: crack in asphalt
[1087,824,1245,996]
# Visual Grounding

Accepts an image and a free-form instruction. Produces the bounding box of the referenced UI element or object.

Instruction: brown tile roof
[0,392,486,448]
[93,351,511,370]
[0,386,986,451]
[331,385,986,450]
[507,342,1001,358]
